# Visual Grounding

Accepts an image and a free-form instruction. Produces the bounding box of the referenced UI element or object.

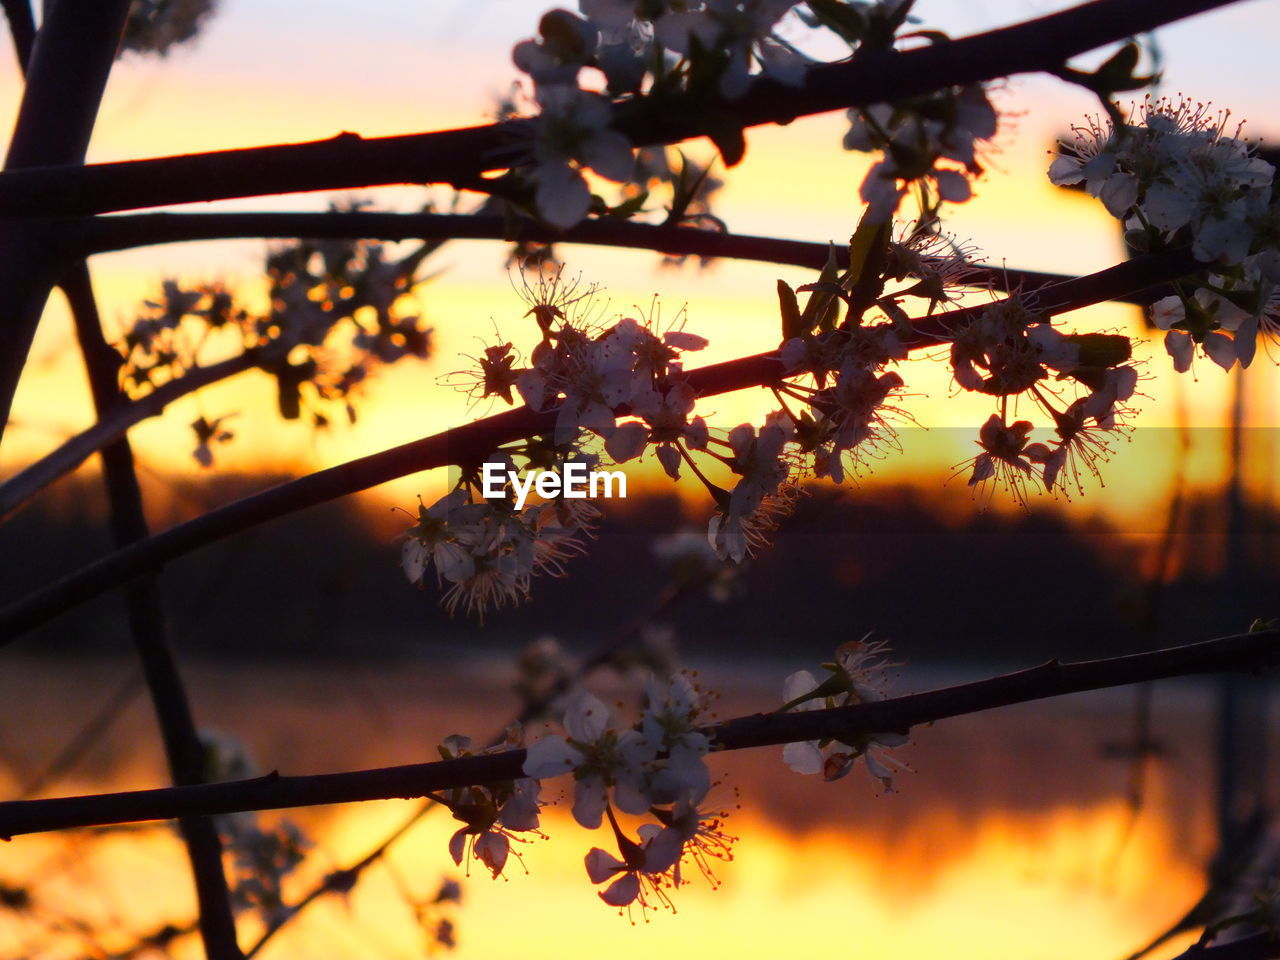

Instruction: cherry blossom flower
[654,0,807,100]
[1051,96,1276,268]
[708,480,801,562]
[1037,397,1124,496]
[529,87,635,228]
[637,792,737,888]
[805,361,907,482]
[845,86,997,221]
[964,414,1050,507]
[400,489,482,589]
[606,380,709,478]
[949,300,1069,397]
[780,639,910,791]
[635,674,713,804]
[1150,290,1248,372]
[513,9,599,88]
[584,836,674,912]
[523,692,655,826]
[401,489,596,621]
[436,735,544,879]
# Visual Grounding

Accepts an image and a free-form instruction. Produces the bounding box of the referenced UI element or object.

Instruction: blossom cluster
[843,85,999,222]
[118,230,434,467]
[432,730,545,879]
[512,0,809,227]
[518,674,731,914]
[405,269,714,617]
[507,1,993,229]
[432,643,906,917]
[947,298,1140,502]
[418,211,1140,619]
[401,487,598,621]
[399,85,1280,624]
[1050,96,1280,370]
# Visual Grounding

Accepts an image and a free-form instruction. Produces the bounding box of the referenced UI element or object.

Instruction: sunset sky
[1,0,1277,531]
[1,4,1277,957]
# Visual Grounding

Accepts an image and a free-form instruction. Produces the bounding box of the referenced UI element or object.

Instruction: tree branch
[64,264,244,960]
[0,351,259,521]
[0,246,1200,642]
[79,210,1144,303]
[0,0,1237,221]
[0,630,1274,836]
[3,207,1158,522]
[0,6,241,950]
[0,0,34,71]
[0,0,133,441]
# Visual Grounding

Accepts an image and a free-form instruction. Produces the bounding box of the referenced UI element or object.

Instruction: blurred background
[0,1,1278,958]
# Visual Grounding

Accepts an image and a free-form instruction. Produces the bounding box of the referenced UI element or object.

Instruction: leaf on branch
[778,280,804,340]
[804,244,843,334]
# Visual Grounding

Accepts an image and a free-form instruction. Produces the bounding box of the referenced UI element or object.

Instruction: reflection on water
[0,655,1254,960]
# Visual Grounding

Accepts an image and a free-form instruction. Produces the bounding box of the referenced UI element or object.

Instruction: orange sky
[1,0,1277,533]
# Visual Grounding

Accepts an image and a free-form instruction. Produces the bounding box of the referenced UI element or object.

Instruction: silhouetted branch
[242,571,699,957]
[0,0,34,71]
[0,245,1200,642]
[3,207,1149,520]
[0,351,259,520]
[64,264,244,960]
[0,0,133,443]
[0,630,1274,836]
[0,0,1236,221]
[74,212,1144,306]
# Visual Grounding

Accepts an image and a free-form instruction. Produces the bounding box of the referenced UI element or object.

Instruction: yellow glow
[4,46,1275,536]
[0,791,1206,960]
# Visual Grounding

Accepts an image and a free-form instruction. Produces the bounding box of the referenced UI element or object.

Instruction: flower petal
[475,832,510,877]
[1202,331,1238,371]
[535,163,591,229]
[585,847,626,884]
[522,734,581,779]
[1164,330,1194,373]
[783,739,825,775]
[605,421,649,463]
[448,828,467,866]
[565,692,610,742]
[572,775,609,829]
[600,872,641,906]
[582,130,636,183]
